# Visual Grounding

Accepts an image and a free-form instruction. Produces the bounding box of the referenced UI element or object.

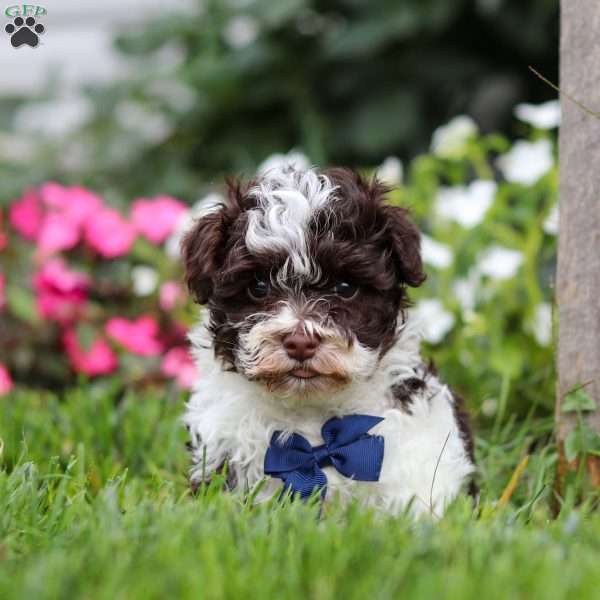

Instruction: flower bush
[1,184,196,391]
[395,102,559,419]
[0,102,558,421]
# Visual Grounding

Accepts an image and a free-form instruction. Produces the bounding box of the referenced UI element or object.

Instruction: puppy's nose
[283,330,320,361]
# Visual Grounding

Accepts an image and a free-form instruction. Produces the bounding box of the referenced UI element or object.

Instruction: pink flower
[40,182,103,226]
[37,213,80,254]
[0,273,6,311]
[159,281,183,311]
[0,363,13,395]
[84,207,136,258]
[34,259,89,323]
[63,328,118,376]
[131,196,187,244]
[9,189,44,240]
[9,183,106,255]
[161,346,197,390]
[40,183,103,254]
[105,315,163,356]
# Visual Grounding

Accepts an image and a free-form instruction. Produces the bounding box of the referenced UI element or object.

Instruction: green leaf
[489,340,524,379]
[251,0,306,27]
[564,422,600,462]
[76,323,98,353]
[564,430,580,462]
[561,386,596,413]
[6,283,39,324]
[584,424,600,456]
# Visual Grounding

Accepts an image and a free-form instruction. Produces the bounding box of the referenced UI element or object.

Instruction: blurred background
[1,0,558,199]
[0,0,559,423]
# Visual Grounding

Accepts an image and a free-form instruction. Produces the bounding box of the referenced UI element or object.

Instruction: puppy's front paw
[189,459,237,494]
[186,432,236,493]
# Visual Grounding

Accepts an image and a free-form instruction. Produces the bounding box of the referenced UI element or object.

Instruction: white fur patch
[245,167,337,277]
[184,315,474,518]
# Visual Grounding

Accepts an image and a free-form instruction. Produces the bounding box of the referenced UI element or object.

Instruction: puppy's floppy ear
[326,169,425,288]
[381,204,426,288]
[181,206,229,304]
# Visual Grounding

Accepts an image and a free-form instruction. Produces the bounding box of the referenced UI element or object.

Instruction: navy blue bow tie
[264,414,385,499]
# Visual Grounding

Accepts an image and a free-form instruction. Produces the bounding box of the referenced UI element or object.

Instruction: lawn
[1,388,599,600]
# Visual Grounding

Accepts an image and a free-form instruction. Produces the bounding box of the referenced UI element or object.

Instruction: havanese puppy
[182,165,475,517]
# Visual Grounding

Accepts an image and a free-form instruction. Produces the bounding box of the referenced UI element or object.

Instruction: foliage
[0,0,558,202]
[561,386,596,414]
[1,388,599,600]
[561,385,600,463]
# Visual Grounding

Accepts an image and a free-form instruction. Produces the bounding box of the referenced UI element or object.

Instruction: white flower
[421,234,453,269]
[477,246,524,280]
[543,203,559,235]
[14,95,92,137]
[223,16,259,49]
[165,227,186,259]
[152,43,186,72]
[436,180,497,227]
[131,266,159,296]
[258,150,310,175]
[165,193,226,259]
[0,133,36,163]
[430,115,478,158]
[148,79,196,112]
[115,101,172,144]
[376,156,403,185]
[59,141,93,172]
[453,269,480,314]
[412,299,455,344]
[496,139,554,185]
[530,302,553,346]
[514,100,560,129]
[481,398,498,417]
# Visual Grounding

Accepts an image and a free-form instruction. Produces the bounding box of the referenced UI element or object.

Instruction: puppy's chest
[232,405,416,487]
[238,391,462,497]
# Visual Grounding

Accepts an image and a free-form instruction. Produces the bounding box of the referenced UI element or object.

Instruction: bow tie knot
[264,414,385,499]
[312,444,333,468]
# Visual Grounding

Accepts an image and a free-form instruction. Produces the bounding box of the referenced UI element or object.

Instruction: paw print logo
[5,16,45,48]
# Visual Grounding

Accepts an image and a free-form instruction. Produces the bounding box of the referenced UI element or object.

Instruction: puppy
[182,165,475,517]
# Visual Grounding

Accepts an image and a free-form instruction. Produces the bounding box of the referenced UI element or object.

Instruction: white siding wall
[1,0,194,96]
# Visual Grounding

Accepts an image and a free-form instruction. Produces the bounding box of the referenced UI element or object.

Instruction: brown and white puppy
[182,165,475,516]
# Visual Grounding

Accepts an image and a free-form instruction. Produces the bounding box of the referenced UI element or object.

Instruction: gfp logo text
[5,4,46,17]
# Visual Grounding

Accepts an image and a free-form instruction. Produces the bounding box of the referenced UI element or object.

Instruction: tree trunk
[556,0,600,488]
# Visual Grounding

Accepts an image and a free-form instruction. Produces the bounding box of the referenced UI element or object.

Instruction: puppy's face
[182,167,425,399]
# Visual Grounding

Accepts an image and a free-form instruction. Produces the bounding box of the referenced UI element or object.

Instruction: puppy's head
[182,166,425,399]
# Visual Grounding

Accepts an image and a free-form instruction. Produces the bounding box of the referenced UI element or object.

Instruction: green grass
[1,388,599,600]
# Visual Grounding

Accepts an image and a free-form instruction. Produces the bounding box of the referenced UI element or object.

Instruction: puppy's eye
[333,281,358,299]
[248,279,270,301]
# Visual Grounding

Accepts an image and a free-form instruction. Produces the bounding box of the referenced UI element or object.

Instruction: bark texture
[557,0,600,486]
